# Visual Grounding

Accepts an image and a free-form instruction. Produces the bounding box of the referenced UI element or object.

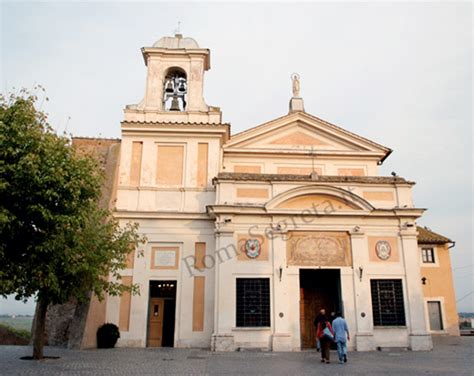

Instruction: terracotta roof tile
[417,226,452,244]
[121,121,230,126]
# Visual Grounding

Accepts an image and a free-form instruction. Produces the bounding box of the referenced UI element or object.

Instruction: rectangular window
[422,248,435,263]
[236,278,270,327]
[371,279,406,326]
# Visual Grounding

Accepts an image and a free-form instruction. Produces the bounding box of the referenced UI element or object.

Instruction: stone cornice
[113,210,211,220]
[141,47,210,69]
[223,148,385,160]
[207,205,425,218]
[214,172,415,186]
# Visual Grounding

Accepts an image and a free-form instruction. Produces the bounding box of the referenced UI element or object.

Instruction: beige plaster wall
[421,244,460,336]
[107,218,216,349]
[116,133,222,213]
[217,180,413,210]
[223,155,379,176]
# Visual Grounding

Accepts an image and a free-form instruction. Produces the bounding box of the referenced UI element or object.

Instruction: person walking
[332,311,350,364]
[316,319,334,364]
[313,308,327,352]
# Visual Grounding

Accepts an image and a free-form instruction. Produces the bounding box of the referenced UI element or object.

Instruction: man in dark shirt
[314,308,327,326]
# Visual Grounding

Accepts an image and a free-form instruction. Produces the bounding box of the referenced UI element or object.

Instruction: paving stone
[0,337,471,375]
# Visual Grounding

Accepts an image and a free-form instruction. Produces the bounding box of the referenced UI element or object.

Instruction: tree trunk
[33,299,48,360]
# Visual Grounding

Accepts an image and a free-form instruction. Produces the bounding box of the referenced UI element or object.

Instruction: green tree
[0,89,143,359]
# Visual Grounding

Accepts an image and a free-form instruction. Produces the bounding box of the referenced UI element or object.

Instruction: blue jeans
[336,340,347,362]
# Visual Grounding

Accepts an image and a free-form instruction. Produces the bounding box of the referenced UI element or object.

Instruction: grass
[0,317,33,333]
[0,323,31,340]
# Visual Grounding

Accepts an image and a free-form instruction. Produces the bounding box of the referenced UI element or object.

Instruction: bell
[177,82,186,93]
[169,96,181,111]
[165,80,174,93]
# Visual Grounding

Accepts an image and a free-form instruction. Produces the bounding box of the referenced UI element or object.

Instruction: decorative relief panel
[286,231,351,266]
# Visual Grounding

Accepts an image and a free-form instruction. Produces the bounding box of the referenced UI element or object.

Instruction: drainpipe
[393,178,400,208]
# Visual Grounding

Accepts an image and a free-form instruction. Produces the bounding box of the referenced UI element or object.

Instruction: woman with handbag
[316,320,335,364]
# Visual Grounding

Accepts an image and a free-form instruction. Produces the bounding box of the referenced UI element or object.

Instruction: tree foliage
[0,89,143,358]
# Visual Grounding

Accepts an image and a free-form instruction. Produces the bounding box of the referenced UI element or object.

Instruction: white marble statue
[291,73,300,97]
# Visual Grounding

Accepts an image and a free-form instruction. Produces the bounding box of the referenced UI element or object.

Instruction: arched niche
[163,67,187,111]
[276,194,358,210]
[266,185,374,213]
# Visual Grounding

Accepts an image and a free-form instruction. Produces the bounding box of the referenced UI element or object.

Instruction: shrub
[96,323,120,348]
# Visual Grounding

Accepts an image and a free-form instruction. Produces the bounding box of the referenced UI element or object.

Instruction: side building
[418,226,459,336]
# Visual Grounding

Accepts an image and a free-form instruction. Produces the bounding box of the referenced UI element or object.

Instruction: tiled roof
[215,172,415,185]
[417,226,452,244]
[121,121,230,126]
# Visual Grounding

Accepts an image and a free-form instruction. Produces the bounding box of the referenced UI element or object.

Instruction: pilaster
[211,227,237,351]
[350,229,376,351]
[271,232,292,351]
[400,228,433,351]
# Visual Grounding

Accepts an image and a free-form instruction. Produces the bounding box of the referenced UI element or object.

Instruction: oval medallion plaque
[375,240,391,260]
[245,239,261,259]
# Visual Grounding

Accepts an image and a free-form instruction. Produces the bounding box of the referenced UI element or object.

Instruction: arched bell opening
[163,67,187,111]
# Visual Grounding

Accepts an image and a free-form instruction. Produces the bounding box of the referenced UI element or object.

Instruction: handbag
[323,327,334,340]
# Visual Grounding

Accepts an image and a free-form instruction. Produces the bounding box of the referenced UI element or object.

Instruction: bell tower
[124,33,222,124]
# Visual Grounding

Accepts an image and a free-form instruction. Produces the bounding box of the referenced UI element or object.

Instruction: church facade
[68,34,459,351]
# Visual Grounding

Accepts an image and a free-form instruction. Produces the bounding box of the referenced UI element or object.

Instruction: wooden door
[300,288,315,348]
[147,298,165,347]
[300,288,322,348]
[300,287,335,348]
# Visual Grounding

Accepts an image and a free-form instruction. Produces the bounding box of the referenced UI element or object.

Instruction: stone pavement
[0,337,471,376]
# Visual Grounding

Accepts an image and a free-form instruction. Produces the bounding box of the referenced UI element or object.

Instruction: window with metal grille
[236,278,270,327]
[422,248,435,263]
[371,279,406,326]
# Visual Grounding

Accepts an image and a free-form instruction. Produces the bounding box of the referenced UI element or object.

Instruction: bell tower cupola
[124,33,222,124]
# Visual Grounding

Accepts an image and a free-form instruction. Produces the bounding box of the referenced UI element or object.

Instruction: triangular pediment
[269,130,329,146]
[224,112,390,160]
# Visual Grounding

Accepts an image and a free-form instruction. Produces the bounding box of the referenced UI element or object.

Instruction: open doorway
[147,280,177,347]
[299,269,342,349]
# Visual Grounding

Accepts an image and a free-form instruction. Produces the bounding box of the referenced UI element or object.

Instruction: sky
[0,1,472,314]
